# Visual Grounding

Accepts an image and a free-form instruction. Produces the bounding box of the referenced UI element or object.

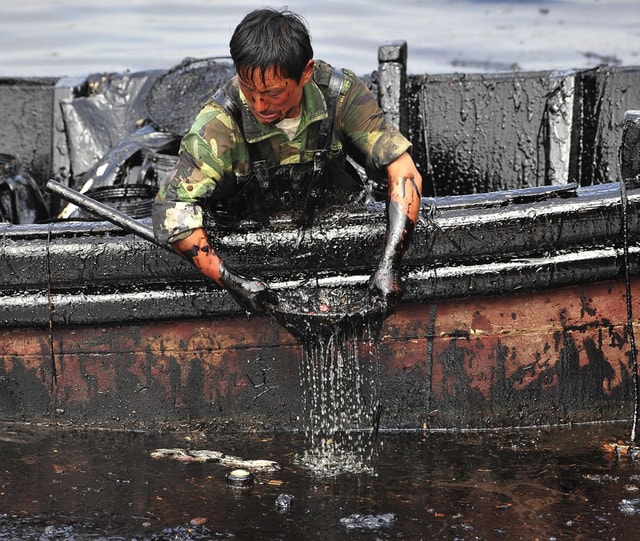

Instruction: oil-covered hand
[369,199,412,316]
[218,262,277,314]
[170,227,277,314]
[368,263,404,316]
[371,155,422,317]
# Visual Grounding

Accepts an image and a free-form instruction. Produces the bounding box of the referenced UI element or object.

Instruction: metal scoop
[46,180,386,341]
[260,286,385,342]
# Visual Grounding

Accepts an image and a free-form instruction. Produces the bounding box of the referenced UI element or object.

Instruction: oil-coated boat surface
[1,42,640,430]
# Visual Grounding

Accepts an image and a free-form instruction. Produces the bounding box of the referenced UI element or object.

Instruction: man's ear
[301,59,314,84]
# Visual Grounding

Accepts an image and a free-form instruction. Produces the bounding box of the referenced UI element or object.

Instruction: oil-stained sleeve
[151,101,248,245]
[337,71,411,175]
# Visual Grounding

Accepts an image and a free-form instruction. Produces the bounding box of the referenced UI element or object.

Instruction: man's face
[237,60,314,125]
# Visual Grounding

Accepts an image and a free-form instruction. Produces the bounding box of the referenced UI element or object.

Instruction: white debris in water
[340,512,396,530]
[618,498,640,516]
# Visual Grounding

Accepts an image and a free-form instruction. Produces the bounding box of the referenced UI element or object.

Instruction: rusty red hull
[1,276,635,430]
[3,58,640,432]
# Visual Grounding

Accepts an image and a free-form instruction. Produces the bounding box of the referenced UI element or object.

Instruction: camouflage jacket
[152,60,411,244]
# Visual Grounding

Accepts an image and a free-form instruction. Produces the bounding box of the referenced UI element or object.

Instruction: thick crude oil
[1,422,640,539]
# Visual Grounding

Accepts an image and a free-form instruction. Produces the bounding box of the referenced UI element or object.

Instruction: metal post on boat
[377,40,408,136]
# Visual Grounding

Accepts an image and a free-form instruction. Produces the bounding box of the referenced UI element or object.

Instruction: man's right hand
[170,227,276,314]
[218,262,277,314]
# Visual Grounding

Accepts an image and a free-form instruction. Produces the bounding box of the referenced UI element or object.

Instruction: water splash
[296,322,381,476]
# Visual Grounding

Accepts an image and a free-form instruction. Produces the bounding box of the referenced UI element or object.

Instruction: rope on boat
[619,178,640,442]
[45,225,57,388]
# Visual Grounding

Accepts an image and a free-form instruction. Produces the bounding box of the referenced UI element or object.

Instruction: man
[152,8,422,316]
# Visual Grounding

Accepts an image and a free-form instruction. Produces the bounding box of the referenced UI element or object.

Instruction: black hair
[229,8,313,84]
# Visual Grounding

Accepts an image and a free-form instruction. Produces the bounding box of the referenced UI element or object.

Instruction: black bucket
[86,184,157,219]
[139,150,179,186]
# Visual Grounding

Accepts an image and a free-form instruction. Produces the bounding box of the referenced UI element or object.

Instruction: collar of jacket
[236,77,329,144]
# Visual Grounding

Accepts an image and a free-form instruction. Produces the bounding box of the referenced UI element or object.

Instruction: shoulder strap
[317,67,344,150]
[212,84,269,183]
[212,86,242,122]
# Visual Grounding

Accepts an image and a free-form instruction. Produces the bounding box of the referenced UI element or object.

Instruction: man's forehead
[238,65,289,87]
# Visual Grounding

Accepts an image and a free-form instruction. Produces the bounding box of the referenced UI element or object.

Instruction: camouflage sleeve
[337,70,411,175]
[151,101,248,245]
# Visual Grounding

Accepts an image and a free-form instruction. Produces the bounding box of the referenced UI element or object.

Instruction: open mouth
[255,112,281,124]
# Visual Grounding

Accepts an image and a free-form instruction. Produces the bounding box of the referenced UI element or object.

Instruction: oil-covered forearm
[380,175,421,271]
[171,228,276,314]
[369,154,422,315]
[170,228,224,286]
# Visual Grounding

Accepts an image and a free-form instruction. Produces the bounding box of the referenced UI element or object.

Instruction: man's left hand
[368,264,404,317]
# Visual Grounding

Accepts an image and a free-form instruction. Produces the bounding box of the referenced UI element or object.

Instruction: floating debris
[339,512,396,530]
[225,468,254,488]
[150,448,279,471]
[275,493,295,511]
[601,442,640,460]
[583,473,619,484]
[618,498,640,516]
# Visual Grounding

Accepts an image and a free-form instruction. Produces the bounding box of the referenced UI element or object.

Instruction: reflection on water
[1,422,640,539]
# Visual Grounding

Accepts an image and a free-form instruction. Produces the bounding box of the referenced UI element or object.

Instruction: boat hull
[1,275,635,430]
[2,44,640,431]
